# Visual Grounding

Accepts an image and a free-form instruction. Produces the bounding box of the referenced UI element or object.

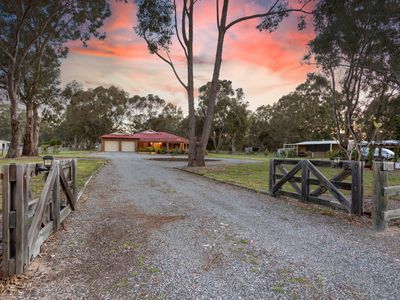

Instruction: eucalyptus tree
[20,45,64,156]
[63,85,129,149]
[0,1,111,157]
[306,0,400,159]
[135,0,313,166]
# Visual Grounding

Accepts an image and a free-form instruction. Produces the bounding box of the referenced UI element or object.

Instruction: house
[131,130,189,152]
[100,130,189,152]
[283,140,340,157]
[100,133,139,152]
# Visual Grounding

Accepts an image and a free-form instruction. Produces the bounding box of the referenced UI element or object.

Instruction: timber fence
[1,159,77,277]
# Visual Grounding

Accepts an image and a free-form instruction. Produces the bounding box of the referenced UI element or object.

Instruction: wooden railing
[372,161,400,231]
[1,159,77,277]
[269,159,364,215]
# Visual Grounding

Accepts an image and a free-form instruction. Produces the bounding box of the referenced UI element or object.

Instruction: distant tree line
[1,74,398,153]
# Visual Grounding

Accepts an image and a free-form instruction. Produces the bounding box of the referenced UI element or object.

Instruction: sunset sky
[61,1,315,112]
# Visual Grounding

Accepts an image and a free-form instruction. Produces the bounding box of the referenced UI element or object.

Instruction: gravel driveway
[5,153,400,299]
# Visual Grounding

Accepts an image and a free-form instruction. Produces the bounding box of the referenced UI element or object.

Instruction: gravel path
[4,152,400,299]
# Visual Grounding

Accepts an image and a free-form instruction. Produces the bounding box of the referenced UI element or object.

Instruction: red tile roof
[100,134,139,139]
[101,131,188,143]
[132,131,189,143]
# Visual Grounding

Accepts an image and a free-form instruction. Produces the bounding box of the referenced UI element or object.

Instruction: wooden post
[14,165,27,274]
[52,163,61,232]
[72,159,78,202]
[269,159,276,195]
[301,161,309,202]
[372,161,388,231]
[2,165,11,276]
[351,161,364,215]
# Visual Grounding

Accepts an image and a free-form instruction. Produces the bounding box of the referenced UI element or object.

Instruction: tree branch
[225,0,312,32]
[174,0,188,58]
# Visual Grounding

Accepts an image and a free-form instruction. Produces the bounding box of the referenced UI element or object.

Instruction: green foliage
[143,147,155,152]
[307,0,400,149]
[327,149,346,160]
[264,149,270,156]
[134,0,174,54]
[62,84,129,149]
[247,73,335,151]
[197,80,250,152]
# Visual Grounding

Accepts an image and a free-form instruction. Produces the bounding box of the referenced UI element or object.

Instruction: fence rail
[1,159,77,277]
[269,159,364,215]
[372,161,400,231]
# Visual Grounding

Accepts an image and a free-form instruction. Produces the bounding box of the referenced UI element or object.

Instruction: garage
[100,133,139,152]
[104,140,119,152]
[121,141,136,152]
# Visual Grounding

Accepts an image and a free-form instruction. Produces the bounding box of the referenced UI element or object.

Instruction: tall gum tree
[135,0,313,166]
[306,0,400,160]
[0,1,111,157]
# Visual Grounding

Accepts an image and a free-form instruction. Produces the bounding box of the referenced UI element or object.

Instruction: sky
[60,0,316,112]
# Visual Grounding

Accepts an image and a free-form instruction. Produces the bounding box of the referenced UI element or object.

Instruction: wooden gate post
[72,159,78,202]
[372,161,388,231]
[2,164,12,276]
[351,161,364,216]
[269,159,276,196]
[52,163,61,233]
[301,161,309,202]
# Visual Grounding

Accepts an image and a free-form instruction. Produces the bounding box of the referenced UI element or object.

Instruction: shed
[284,140,340,157]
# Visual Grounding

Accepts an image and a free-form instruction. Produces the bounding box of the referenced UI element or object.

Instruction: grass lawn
[0,151,106,209]
[194,158,400,201]
[207,152,273,161]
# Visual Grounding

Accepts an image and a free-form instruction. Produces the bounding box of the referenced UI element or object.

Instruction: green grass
[207,152,273,161]
[194,160,400,201]
[0,151,106,209]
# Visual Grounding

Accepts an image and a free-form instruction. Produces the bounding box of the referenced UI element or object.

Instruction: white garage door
[104,140,119,152]
[121,141,136,152]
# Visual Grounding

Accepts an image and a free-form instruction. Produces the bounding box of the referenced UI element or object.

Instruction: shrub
[327,149,346,160]
[143,147,154,152]
[264,149,270,156]
[49,139,62,146]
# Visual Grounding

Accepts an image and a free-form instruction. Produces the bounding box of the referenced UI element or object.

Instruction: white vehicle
[360,147,395,160]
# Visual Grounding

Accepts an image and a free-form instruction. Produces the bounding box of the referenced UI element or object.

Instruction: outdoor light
[35,156,54,175]
[43,156,54,169]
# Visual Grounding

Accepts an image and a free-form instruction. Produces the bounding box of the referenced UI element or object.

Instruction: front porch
[137,141,188,152]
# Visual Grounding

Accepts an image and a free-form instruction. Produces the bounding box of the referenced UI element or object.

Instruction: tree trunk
[6,80,21,158]
[195,0,229,166]
[231,135,236,153]
[186,0,197,167]
[22,101,36,156]
[33,104,40,155]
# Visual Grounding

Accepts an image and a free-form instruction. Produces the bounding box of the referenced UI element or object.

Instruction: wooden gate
[372,161,400,231]
[1,159,77,277]
[269,159,364,215]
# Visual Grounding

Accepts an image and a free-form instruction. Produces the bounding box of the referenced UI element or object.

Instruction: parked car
[360,147,395,160]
